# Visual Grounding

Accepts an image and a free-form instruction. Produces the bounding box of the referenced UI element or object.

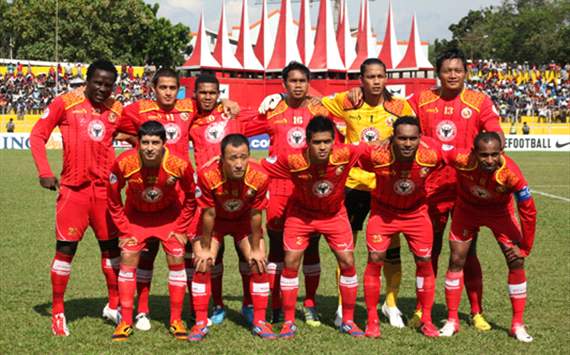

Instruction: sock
[363,261,382,323]
[416,261,435,323]
[211,259,224,308]
[184,257,195,315]
[444,270,464,322]
[136,256,154,315]
[51,251,74,315]
[464,254,483,315]
[302,262,321,308]
[239,261,252,306]
[250,272,270,323]
[267,262,283,311]
[384,248,402,308]
[118,264,137,325]
[168,263,187,324]
[339,266,358,322]
[508,268,527,327]
[192,272,211,324]
[100,250,120,309]
[280,268,299,322]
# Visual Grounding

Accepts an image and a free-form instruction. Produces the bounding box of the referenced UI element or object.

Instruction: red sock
[118,264,137,325]
[416,261,435,323]
[280,268,299,322]
[136,256,154,315]
[250,272,270,323]
[508,268,527,327]
[339,266,358,322]
[363,262,382,323]
[184,257,195,315]
[267,262,283,311]
[464,254,483,315]
[51,252,74,315]
[239,261,252,306]
[100,250,120,309]
[211,259,224,308]
[168,263,187,323]
[302,256,320,308]
[444,270,464,321]
[192,272,211,324]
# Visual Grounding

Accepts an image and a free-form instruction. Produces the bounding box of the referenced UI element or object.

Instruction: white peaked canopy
[308,0,344,71]
[397,14,434,70]
[212,1,243,70]
[349,0,376,72]
[336,0,356,69]
[297,0,314,65]
[266,0,301,71]
[235,0,264,71]
[378,0,402,69]
[180,12,220,69]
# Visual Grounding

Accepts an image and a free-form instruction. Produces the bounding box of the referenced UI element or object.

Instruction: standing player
[107,121,197,341]
[189,134,274,341]
[30,60,124,336]
[261,116,366,339]
[359,117,442,338]
[439,132,536,342]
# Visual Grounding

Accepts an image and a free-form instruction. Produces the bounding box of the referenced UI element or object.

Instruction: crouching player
[190,134,274,341]
[107,121,197,341]
[439,132,537,342]
[261,116,366,339]
[359,117,441,338]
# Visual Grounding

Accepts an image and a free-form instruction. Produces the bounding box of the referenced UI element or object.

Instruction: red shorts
[186,207,202,239]
[121,206,185,257]
[366,206,433,258]
[426,168,457,231]
[267,188,292,232]
[194,218,251,245]
[284,207,353,252]
[449,203,522,249]
[55,184,117,242]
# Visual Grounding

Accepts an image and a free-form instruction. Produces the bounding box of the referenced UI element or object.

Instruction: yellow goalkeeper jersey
[322,91,415,191]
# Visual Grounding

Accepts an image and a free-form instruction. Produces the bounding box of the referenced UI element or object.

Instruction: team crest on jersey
[312,180,333,198]
[109,173,118,184]
[335,165,346,176]
[470,185,490,199]
[393,179,415,195]
[223,199,243,212]
[88,119,106,142]
[180,112,190,121]
[41,108,50,120]
[142,187,163,203]
[287,127,306,148]
[436,120,457,142]
[205,121,227,143]
[164,123,181,143]
[461,107,473,119]
[361,127,380,142]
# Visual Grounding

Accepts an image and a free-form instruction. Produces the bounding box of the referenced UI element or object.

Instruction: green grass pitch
[0,150,568,354]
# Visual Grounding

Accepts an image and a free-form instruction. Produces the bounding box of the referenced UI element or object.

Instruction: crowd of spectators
[466,60,569,123]
[0,62,154,117]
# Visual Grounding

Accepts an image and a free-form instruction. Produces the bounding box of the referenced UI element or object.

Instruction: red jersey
[107,148,197,237]
[360,138,445,212]
[196,158,269,221]
[189,105,261,168]
[118,98,195,160]
[261,144,365,217]
[30,88,123,187]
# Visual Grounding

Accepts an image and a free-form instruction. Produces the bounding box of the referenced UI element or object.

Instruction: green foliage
[0,0,191,67]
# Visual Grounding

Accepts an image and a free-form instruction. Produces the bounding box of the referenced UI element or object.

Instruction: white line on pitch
[533,190,570,202]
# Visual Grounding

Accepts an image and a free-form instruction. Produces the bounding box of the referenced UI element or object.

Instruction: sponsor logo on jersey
[393,178,415,195]
[335,165,346,176]
[246,188,256,198]
[109,173,118,184]
[461,107,472,119]
[205,121,227,143]
[371,234,383,244]
[419,167,431,178]
[223,199,243,212]
[312,180,333,197]
[470,185,490,199]
[436,120,457,142]
[88,119,106,142]
[265,155,278,164]
[180,112,190,121]
[108,112,117,123]
[194,186,202,198]
[142,187,163,203]
[361,127,380,142]
[41,108,50,119]
[287,127,306,148]
[385,115,396,126]
[164,123,181,143]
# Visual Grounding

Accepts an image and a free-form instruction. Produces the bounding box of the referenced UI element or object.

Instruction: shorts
[366,205,433,258]
[426,167,457,231]
[55,183,117,242]
[449,203,522,249]
[343,188,371,231]
[121,206,185,257]
[284,207,353,252]
[194,218,251,245]
[267,194,290,232]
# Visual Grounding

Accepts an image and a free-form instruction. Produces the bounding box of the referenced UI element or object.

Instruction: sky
[145,0,504,43]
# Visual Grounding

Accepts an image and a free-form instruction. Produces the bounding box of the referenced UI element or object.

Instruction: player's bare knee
[449,252,467,270]
[284,251,303,270]
[121,251,140,266]
[368,252,385,264]
[507,256,524,270]
[336,252,354,270]
[166,254,184,266]
[414,255,431,263]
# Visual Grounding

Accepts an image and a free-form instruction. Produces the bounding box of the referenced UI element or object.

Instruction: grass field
[1,150,569,354]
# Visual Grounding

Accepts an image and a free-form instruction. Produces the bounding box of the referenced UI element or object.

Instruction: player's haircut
[436,48,467,74]
[473,131,502,150]
[86,59,118,82]
[138,120,166,142]
[282,61,311,82]
[359,57,393,101]
[393,116,421,134]
[306,115,335,142]
[221,134,250,156]
[194,73,220,92]
[152,67,180,87]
